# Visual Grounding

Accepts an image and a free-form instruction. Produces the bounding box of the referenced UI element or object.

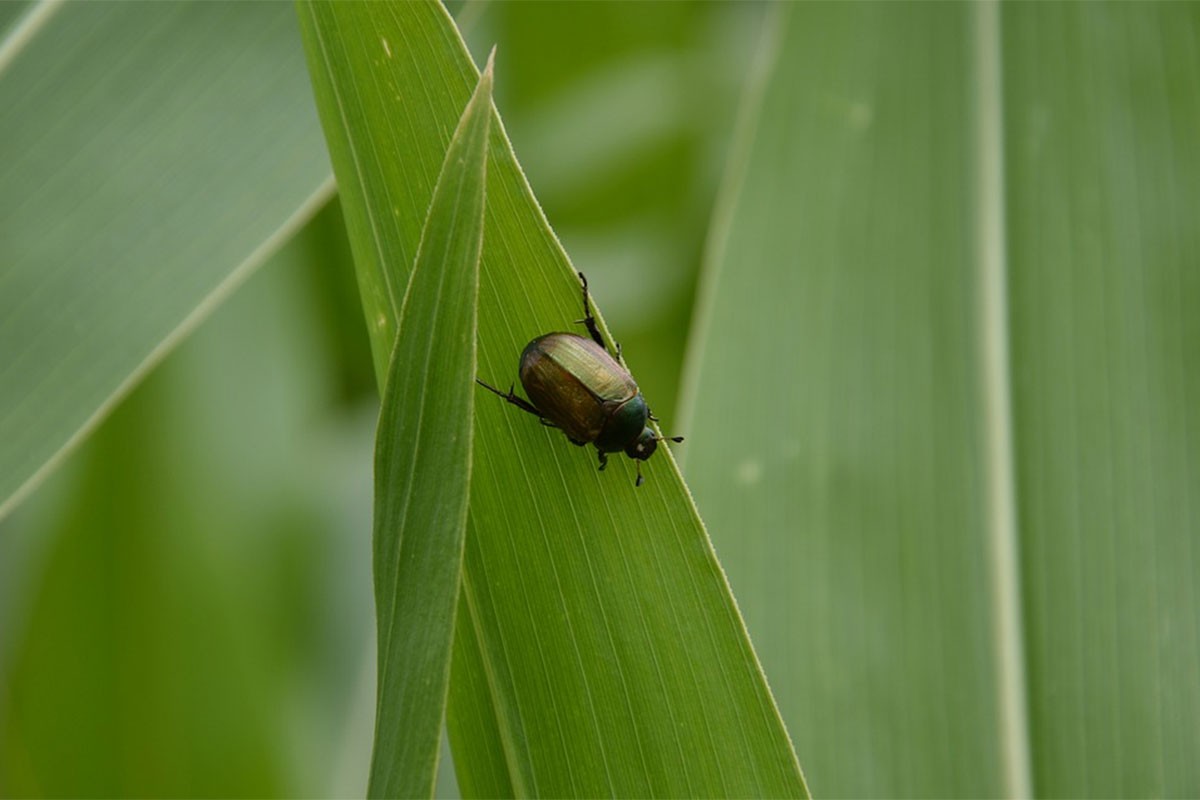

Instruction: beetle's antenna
[656,435,685,444]
[635,461,644,487]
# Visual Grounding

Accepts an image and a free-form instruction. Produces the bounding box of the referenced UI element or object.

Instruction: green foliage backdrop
[2,2,1198,798]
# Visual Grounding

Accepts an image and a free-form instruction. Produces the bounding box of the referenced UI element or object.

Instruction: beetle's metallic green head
[626,427,659,461]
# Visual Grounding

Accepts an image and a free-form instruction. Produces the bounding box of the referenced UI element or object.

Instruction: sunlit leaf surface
[298,2,807,796]
[368,56,491,800]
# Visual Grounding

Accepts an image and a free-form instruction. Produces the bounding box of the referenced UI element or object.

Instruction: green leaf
[0,205,365,798]
[368,54,492,800]
[682,6,1002,794]
[296,2,807,796]
[0,1,332,519]
[1003,5,1200,795]
[682,3,1200,797]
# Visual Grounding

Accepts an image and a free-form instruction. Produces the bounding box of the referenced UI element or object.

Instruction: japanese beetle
[477,272,683,486]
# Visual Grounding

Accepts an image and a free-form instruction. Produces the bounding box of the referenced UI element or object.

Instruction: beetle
[476,272,683,486]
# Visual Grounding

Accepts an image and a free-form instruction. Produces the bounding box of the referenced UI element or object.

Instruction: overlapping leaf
[297,2,807,796]
[0,2,331,518]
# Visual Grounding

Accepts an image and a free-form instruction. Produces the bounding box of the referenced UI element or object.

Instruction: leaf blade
[1003,5,1200,795]
[366,55,492,800]
[683,3,1200,797]
[0,1,332,518]
[297,2,808,796]
[681,4,1005,796]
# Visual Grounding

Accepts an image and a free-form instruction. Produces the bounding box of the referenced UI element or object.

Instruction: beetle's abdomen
[519,333,638,445]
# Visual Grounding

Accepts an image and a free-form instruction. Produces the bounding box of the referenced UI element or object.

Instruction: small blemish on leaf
[849,101,873,130]
[735,459,762,486]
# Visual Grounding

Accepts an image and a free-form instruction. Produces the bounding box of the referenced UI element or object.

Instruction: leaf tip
[482,44,496,85]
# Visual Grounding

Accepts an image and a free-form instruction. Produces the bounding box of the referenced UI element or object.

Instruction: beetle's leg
[475,378,542,418]
[596,449,608,471]
[575,271,608,352]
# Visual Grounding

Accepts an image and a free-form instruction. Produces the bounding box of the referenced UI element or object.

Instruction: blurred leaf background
[2,2,1198,798]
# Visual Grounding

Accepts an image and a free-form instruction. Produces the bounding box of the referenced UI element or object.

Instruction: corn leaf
[682,4,1200,796]
[296,1,807,796]
[368,56,492,799]
[0,1,331,518]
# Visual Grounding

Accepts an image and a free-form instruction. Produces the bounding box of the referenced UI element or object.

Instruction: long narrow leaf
[0,2,331,518]
[368,56,492,799]
[681,7,1003,795]
[1003,5,1200,795]
[297,2,807,796]
[681,3,1200,797]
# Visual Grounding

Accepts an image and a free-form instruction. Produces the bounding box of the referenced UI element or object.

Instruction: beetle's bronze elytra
[476,272,683,486]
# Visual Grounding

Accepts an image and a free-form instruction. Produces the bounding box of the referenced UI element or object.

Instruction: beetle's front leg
[575,271,608,353]
[596,449,608,472]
